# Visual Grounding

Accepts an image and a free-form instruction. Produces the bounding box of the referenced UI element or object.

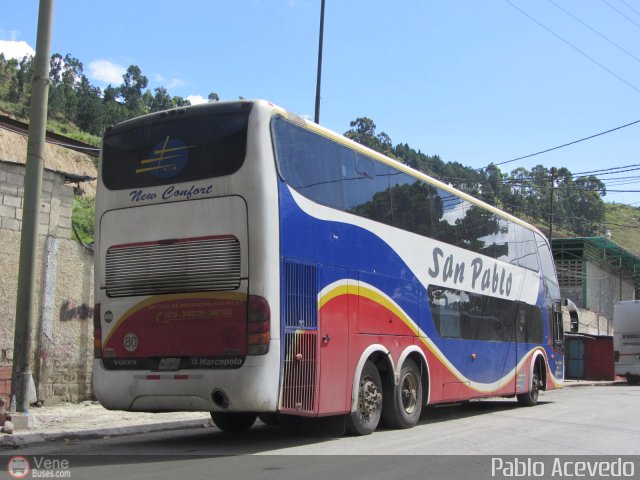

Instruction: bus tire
[382,358,422,429]
[517,370,541,407]
[346,360,383,435]
[211,412,257,432]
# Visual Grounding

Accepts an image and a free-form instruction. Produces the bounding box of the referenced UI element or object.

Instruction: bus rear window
[102,107,251,190]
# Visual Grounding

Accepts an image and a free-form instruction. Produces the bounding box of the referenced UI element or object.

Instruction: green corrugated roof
[552,237,640,276]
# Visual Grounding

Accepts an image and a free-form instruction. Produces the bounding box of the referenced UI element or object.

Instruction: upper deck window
[102,104,251,190]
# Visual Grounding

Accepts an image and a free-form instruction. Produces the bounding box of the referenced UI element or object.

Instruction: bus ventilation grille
[282,260,318,329]
[280,331,318,413]
[105,236,241,297]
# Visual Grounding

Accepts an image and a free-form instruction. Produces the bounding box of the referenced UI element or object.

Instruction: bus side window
[513,225,539,272]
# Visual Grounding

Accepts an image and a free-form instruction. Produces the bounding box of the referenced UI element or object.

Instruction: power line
[572,163,640,176]
[489,118,640,168]
[618,0,640,17]
[600,0,640,29]
[547,0,640,65]
[505,0,640,95]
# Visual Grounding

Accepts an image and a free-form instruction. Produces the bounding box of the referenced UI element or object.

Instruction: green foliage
[0,52,200,140]
[344,117,610,242]
[72,195,95,245]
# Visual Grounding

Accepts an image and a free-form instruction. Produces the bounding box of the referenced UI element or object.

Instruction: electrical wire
[600,0,640,29]
[505,0,640,95]
[618,0,640,17]
[488,118,640,168]
[572,164,640,176]
[547,0,640,65]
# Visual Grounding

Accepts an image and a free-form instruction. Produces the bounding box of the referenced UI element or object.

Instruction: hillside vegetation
[1,51,639,256]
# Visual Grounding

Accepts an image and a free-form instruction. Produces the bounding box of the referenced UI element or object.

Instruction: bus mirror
[554,303,564,351]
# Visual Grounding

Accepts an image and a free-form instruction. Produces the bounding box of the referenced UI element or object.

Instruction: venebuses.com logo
[7,456,71,478]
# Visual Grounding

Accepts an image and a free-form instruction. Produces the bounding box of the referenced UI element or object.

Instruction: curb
[562,380,625,388]
[0,419,210,449]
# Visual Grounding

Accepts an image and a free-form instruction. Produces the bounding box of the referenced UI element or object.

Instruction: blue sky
[3,1,640,205]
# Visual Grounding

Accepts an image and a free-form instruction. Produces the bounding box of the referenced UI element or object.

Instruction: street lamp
[314,0,326,124]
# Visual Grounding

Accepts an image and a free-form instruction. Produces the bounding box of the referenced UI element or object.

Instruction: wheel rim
[358,375,382,423]
[400,372,419,415]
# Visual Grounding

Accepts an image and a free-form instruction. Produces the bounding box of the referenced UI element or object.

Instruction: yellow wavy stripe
[318,282,562,393]
[103,291,247,346]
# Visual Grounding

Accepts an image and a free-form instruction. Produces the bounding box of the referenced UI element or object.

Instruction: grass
[603,203,640,257]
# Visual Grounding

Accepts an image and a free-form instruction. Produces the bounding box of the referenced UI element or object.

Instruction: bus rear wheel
[517,371,541,406]
[210,412,257,432]
[346,361,383,435]
[382,358,423,429]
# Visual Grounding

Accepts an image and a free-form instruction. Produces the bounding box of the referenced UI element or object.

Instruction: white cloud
[186,95,208,105]
[152,73,186,90]
[88,59,126,85]
[166,78,187,89]
[0,40,35,60]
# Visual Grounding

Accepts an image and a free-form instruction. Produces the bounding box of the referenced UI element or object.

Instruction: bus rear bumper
[92,345,281,413]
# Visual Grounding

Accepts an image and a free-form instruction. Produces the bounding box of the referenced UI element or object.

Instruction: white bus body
[614,300,640,385]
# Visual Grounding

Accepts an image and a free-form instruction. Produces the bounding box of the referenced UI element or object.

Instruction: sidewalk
[1,378,625,448]
[1,402,213,449]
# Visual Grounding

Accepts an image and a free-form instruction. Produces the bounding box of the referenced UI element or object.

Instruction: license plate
[158,357,181,371]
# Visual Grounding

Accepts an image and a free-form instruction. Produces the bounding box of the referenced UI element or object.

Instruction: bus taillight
[248,295,270,355]
[93,303,102,359]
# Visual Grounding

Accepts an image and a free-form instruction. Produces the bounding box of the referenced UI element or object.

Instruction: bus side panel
[277,180,557,411]
[317,266,352,415]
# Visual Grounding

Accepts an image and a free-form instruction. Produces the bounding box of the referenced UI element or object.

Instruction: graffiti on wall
[59,300,94,322]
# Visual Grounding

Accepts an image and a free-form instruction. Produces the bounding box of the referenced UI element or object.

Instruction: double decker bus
[93,100,564,435]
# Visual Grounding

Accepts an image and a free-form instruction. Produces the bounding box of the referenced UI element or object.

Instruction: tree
[120,64,148,114]
[208,92,220,102]
[60,54,83,121]
[47,53,65,118]
[344,117,393,157]
[149,86,172,112]
[75,75,104,135]
[102,84,127,127]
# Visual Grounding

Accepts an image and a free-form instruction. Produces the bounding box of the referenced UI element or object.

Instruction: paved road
[6,384,640,479]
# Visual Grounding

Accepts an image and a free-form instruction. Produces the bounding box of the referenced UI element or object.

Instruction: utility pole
[548,167,557,240]
[314,0,326,124]
[11,0,54,414]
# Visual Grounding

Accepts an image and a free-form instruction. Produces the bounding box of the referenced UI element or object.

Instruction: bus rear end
[93,101,281,416]
[614,300,640,385]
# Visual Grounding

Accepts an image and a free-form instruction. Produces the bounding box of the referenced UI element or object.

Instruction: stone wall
[0,161,74,239]
[0,162,94,404]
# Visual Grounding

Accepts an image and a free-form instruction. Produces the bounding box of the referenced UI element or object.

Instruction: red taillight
[93,303,102,359]
[248,295,270,355]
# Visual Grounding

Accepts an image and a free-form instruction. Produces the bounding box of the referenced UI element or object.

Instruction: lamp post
[314,0,326,124]
[12,0,54,414]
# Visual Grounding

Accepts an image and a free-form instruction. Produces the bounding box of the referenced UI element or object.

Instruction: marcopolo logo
[136,136,193,179]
